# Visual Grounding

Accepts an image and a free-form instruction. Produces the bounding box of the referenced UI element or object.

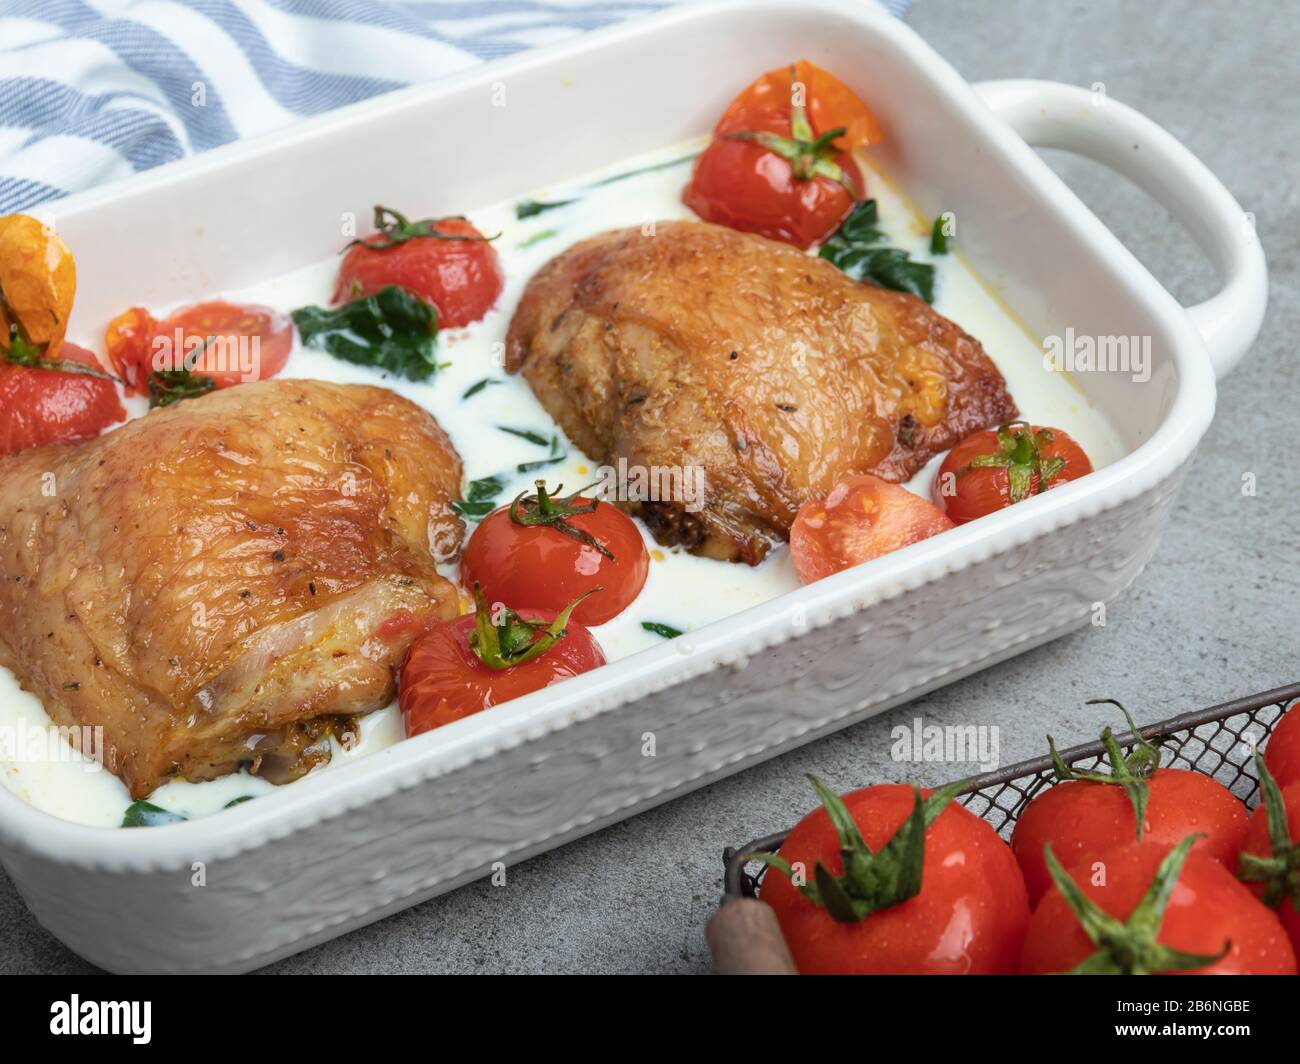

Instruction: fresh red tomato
[933,421,1093,523]
[760,781,1030,974]
[1012,704,1248,904]
[335,209,502,329]
[1021,839,1297,975]
[0,343,126,457]
[105,301,292,398]
[400,589,606,736]
[1235,777,1300,956]
[1265,700,1300,790]
[683,61,881,249]
[789,474,954,584]
[461,481,648,626]
[1012,769,1248,905]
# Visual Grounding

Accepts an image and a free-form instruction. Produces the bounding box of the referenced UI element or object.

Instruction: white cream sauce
[0,138,1122,826]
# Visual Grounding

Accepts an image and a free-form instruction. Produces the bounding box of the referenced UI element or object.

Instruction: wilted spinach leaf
[819,200,936,303]
[453,474,507,520]
[122,800,188,828]
[292,285,441,382]
[517,434,565,473]
[513,152,698,220]
[148,368,215,408]
[641,621,684,640]
[462,377,502,399]
[497,425,551,446]
[930,213,952,255]
[515,198,575,220]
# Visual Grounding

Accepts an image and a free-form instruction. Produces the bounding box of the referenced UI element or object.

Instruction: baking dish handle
[974,78,1266,381]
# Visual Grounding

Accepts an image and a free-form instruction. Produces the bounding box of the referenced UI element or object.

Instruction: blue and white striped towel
[0,0,911,215]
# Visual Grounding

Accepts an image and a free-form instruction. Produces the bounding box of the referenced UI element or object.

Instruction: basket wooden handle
[706,898,797,975]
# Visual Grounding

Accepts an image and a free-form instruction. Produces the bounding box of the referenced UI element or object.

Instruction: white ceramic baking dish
[0,0,1265,973]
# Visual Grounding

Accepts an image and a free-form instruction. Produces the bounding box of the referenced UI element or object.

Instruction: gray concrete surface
[1,0,1295,974]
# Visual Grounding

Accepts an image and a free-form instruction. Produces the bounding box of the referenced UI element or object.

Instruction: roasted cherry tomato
[1021,838,1297,975]
[1234,757,1300,956]
[400,585,606,736]
[461,481,649,626]
[105,301,292,401]
[335,208,503,329]
[683,61,882,249]
[1012,701,1248,904]
[102,305,154,394]
[0,342,125,457]
[759,781,1030,974]
[789,474,954,584]
[0,214,76,361]
[933,421,1092,523]
[1265,699,1300,790]
[0,214,124,455]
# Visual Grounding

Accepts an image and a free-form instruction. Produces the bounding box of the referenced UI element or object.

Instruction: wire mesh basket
[722,682,1300,901]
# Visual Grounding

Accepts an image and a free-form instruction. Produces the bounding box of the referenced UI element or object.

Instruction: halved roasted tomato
[106,301,292,404]
[789,474,954,584]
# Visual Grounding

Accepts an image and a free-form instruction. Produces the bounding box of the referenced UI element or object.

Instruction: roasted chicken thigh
[0,380,464,798]
[506,221,1016,562]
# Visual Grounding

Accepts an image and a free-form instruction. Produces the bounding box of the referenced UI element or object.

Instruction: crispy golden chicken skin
[506,221,1016,563]
[0,380,464,798]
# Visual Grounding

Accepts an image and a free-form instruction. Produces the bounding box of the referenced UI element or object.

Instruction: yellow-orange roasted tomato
[0,213,76,361]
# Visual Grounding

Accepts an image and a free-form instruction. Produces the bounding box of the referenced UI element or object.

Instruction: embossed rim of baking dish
[0,0,1263,870]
